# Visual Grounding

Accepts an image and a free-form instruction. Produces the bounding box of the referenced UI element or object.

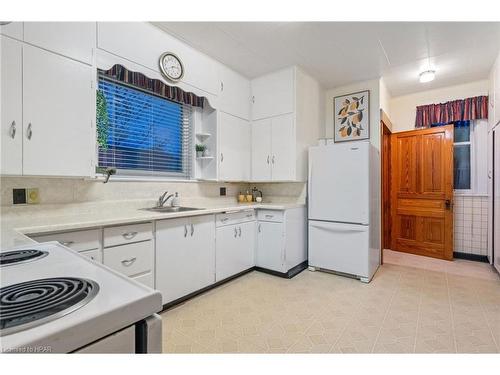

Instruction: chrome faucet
[157,191,174,208]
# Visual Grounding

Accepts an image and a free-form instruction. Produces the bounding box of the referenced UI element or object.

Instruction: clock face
[159,52,184,82]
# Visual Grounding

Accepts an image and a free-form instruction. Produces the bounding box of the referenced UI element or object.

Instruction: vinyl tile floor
[161,250,500,353]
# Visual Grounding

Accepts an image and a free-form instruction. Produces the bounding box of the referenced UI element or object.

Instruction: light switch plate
[27,188,40,204]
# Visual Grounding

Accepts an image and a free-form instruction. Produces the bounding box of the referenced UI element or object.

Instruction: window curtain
[98,64,205,108]
[415,95,488,128]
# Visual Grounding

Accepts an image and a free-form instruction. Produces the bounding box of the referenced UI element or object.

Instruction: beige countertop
[1,198,305,249]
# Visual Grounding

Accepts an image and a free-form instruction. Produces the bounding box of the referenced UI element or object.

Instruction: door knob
[445,199,452,210]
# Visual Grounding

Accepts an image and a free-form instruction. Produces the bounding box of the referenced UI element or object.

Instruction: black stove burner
[0,277,98,336]
[0,249,48,266]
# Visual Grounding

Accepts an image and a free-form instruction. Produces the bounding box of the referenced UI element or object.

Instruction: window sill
[89,175,208,183]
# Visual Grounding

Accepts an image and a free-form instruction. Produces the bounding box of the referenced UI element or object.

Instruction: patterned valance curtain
[98,64,205,108]
[415,95,488,128]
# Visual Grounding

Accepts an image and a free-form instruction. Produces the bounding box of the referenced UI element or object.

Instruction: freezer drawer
[308,220,371,278]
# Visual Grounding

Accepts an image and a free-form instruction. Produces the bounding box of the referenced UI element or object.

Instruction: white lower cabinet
[215,220,255,282]
[80,248,102,263]
[256,221,285,272]
[256,207,307,274]
[155,215,216,304]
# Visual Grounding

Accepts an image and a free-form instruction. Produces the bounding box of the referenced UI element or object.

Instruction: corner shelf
[195,132,211,139]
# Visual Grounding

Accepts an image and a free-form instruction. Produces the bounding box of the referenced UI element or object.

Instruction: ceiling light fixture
[419,70,435,83]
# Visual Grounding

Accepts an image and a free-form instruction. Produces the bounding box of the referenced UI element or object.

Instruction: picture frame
[333,90,370,143]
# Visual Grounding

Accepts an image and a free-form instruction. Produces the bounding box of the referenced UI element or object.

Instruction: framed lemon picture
[334,90,370,143]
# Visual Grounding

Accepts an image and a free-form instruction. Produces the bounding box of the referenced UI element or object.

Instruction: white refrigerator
[308,141,380,282]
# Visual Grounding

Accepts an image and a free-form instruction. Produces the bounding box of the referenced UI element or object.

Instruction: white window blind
[97,76,193,179]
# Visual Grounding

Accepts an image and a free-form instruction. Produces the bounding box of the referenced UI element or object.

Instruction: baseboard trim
[453,252,489,263]
[255,261,308,279]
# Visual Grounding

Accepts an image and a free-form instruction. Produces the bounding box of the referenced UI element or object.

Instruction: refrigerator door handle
[310,221,368,232]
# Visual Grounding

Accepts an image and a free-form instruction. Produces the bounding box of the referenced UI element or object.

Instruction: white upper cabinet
[97,22,219,96]
[22,45,93,177]
[219,64,250,120]
[24,22,95,65]
[250,67,322,182]
[271,113,295,180]
[218,112,251,181]
[1,36,23,175]
[0,22,23,40]
[251,118,272,181]
[251,67,295,120]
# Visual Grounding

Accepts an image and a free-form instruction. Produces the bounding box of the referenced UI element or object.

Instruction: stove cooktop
[0,249,48,266]
[0,277,99,336]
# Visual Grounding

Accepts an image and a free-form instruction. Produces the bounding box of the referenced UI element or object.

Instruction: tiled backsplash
[0,177,305,206]
[453,195,489,257]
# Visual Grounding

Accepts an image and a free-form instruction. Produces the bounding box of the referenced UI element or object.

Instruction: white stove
[0,242,162,353]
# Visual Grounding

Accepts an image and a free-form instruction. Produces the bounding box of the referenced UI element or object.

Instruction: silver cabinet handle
[221,217,229,222]
[61,241,74,247]
[258,224,261,233]
[246,213,253,218]
[252,95,255,104]
[267,155,270,164]
[122,231,138,240]
[121,257,137,266]
[234,227,238,238]
[190,223,194,236]
[221,81,224,92]
[238,227,242,237]
[26,123,32,140]
[9,121,16,139]
[184,224,188,237]
[265,214,274,219]
[220,153,224,162]
[272,155,275,164]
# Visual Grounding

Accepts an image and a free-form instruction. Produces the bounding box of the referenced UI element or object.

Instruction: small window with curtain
[453,120,471,191]
[96,76,193,179]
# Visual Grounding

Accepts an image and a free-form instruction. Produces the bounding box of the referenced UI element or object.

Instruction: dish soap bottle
[172,192,180,207]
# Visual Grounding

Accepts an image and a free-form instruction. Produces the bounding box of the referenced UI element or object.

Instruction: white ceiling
[152,22,500,97]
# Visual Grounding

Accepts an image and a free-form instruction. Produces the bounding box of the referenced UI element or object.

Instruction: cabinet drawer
[104,223,152,247]
[80,249,102,263]
[257,210,284,223]
[216,210,255,227]
[103,241,153,277]
[31,229,101,252]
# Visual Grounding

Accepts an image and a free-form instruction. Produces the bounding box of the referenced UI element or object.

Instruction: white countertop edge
[2,202,306,249]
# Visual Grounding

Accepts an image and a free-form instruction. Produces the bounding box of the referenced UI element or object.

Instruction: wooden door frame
[380,110,393,264]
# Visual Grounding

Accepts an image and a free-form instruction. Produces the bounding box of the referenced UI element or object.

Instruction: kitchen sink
[142,206,203,213]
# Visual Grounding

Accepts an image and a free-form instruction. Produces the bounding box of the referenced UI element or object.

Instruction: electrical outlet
[13,189,27,204]
[219,187,226,196]
[27,188,40,204]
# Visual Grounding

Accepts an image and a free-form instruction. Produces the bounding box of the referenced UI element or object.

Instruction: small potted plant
[196,144,206,158]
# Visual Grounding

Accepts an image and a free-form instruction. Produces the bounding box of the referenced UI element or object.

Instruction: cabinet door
[24,22,95,65]
[495,58,500,126]
[251,67,294,120]
[251,118,272,181]
[1,36,23,175]
[23,45,93,177]
[256,221,284,272]
[155,217,191,304]
[219,65,250,120]
[215,221,255,281]
[0,22,23,40]
[271,113,295,181]
[156,215,215,304]
[219,112,250,181]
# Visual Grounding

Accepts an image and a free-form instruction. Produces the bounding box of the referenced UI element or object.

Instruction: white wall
[389,80,489,133]
[379,77,392,126]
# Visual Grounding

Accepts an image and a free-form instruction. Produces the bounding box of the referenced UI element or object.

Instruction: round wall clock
[159,52,184,82]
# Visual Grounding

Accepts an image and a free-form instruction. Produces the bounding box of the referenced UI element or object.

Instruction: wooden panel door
[390,125,454,260]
